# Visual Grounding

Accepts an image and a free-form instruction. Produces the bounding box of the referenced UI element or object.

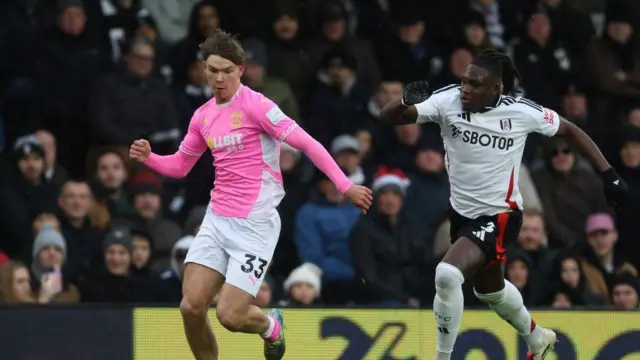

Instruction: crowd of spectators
[0,0,639,311]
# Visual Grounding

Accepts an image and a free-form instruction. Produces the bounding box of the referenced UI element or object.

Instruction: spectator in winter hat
[30,224,79,302]
[331,134,366,185]
[79,227,155,302]
[350,167,427,307]
[580,212,638,304]
[279,263,322,306]
[611,275,640,310]
[0,137,58,260]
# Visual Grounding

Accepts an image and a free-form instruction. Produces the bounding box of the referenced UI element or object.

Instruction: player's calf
[216,284,272,334]
[474,280,552,354]
[432,262,465,360]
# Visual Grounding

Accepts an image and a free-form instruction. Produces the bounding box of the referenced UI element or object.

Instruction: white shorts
[184,207,281,296]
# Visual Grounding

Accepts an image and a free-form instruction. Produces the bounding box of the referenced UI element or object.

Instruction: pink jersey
[177,85,298,218]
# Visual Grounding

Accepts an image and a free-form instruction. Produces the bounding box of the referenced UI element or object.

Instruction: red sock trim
[530,318,537,333]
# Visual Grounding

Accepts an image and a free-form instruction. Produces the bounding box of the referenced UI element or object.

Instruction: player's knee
[180,296,208,320]
[215,307,243,332]
[435,262,465,290]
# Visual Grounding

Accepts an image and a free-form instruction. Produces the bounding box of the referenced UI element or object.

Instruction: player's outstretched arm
[282,127,373,213]
[555,118,628,204]
[129,139,200,179]
[380,81,431,125]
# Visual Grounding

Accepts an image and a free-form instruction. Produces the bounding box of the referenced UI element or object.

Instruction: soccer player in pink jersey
[129,29,372,360]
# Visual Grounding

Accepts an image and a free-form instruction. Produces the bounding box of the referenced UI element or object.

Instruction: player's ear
[498,82,504,95]
[237,64,245,76]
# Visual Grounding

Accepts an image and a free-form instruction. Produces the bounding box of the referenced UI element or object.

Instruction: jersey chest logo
[449,124,515,151]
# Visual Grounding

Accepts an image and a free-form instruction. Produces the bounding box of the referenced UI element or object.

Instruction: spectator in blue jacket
[294,167,361,304]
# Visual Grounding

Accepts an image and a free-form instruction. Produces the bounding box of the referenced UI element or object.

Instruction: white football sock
[474,280,544,351]
[432,263,465,360]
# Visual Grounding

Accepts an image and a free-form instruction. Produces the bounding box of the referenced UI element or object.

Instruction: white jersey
[415,84,560,218]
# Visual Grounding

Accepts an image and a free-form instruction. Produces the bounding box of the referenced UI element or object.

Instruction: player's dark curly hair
[473,49,521,95]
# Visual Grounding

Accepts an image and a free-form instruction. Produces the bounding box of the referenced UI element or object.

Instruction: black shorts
[449,208,523,268]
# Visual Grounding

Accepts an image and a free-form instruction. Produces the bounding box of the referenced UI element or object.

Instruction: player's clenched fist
[130,139,151,162]
[345,185,373,214]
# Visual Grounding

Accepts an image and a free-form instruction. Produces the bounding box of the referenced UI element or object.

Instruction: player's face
[204,55,244,103]
[460,64,500,112]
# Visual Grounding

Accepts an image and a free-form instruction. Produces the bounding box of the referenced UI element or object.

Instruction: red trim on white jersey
[505,167,519,210]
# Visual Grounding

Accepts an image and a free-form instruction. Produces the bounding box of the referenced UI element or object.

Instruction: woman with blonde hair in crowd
[0,261,61,304]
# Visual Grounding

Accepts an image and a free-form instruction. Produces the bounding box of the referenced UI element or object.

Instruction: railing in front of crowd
[0,305,638,359]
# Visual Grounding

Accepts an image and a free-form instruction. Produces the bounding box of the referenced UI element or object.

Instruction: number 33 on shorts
[240,253,268,279]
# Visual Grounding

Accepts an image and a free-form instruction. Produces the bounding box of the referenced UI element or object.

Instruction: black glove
[402,81,432,106]
[600,168,628,206]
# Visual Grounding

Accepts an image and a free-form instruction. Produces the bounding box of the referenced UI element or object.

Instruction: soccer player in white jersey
[380,49,629,360]
[130,30,372,360]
